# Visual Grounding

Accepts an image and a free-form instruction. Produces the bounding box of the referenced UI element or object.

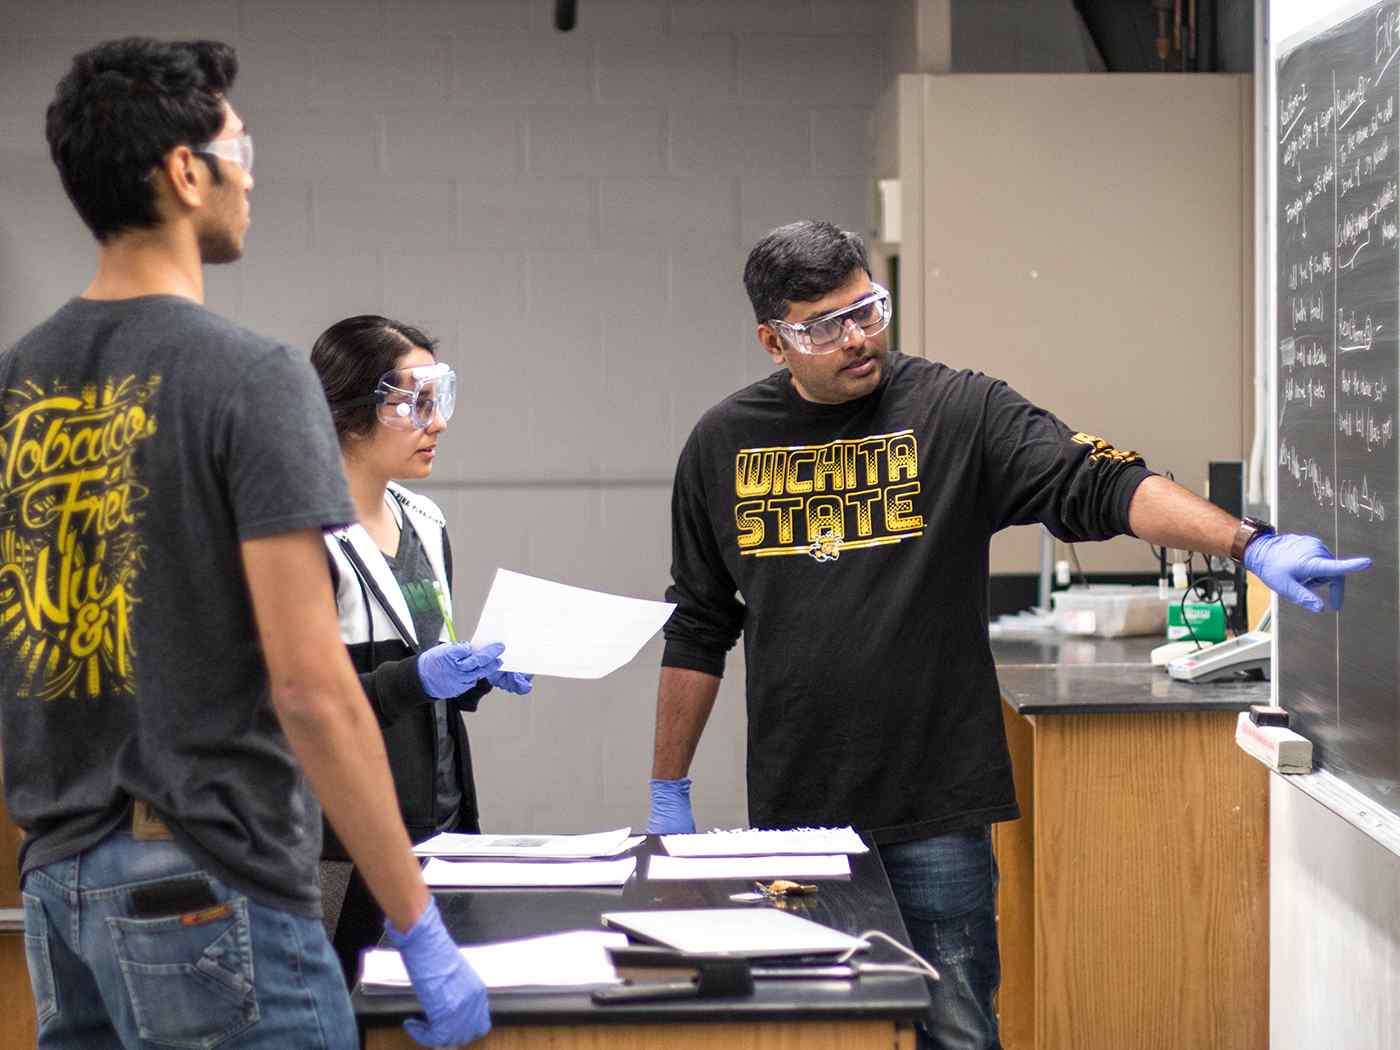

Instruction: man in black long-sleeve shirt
[645,221,1369,1050]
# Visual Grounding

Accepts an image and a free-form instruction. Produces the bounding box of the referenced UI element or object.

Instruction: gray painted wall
[0,0,889,834]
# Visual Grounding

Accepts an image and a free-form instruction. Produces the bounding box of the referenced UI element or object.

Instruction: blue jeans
[880,827,1002,1050]
[21,829,358,1049]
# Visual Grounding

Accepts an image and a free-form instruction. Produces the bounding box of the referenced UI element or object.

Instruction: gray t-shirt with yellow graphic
[0,295,355,917]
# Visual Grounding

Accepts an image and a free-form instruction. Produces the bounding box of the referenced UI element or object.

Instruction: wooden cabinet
[368,1020,914,1049]
[994,703,1268,1050]
[0,793,36,1050]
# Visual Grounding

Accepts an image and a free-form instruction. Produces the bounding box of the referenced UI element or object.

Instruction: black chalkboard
[1277,1,1400,814]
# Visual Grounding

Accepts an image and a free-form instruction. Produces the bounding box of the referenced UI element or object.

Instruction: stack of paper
[414,828,638,859]
[660,826,869,857]
[360,930,629,993]
[647,854,849,881]
[423,856,636,889]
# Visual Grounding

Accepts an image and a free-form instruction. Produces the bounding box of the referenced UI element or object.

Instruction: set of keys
[728,879,820,903]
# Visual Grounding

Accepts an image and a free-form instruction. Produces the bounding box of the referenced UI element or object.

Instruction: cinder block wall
[0,0,890,832]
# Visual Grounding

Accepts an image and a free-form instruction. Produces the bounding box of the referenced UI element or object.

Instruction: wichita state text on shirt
[733,429,925,561]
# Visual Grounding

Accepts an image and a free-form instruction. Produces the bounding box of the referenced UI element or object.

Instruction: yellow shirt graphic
[733,429,925,559]
[0,376,160,699]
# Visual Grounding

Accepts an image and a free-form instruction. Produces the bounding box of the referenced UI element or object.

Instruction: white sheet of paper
[659,826,869,857]
[646,853,851,881]
[413,827,635,859]
[360,930,628,992]
[423,856,637,888]
[469,568,676,679]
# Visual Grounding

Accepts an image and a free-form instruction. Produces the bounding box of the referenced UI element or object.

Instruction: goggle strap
[331,392,384,411]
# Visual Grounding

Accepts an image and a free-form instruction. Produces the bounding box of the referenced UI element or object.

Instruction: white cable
[836,929,941,982]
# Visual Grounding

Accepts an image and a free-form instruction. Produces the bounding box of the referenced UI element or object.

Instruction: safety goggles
[194,132,254,176]
[335,362,457,431]
[767,284,892,355]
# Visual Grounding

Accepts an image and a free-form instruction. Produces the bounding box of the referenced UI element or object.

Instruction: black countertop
[990,634,1270,715]
[354,838,930,1028]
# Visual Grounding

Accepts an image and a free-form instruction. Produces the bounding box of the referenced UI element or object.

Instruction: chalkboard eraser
[1249,704,1290,728]
[1236,712,1313,774]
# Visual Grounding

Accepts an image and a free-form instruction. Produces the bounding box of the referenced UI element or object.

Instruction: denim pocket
[108,895,259,1049]
[21,892,57,1027]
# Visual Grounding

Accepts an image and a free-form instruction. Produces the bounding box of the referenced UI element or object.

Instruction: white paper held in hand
[469,568,676,679]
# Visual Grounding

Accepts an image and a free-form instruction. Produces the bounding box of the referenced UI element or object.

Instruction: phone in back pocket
[129,878,218,918]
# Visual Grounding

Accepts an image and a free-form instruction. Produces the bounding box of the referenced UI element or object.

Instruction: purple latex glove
[384,898,491,1047]
[1243,532,1372,613]
[646,777,695,834]
[486,670,533,695]
[417,642,503,700]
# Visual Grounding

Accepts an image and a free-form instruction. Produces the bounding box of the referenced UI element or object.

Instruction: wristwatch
[1230,516,1275,565]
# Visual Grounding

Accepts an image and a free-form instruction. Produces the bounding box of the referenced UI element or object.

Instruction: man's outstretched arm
[1127,474,1371,612]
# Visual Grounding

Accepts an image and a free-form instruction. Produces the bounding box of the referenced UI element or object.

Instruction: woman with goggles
[311,314,532,983]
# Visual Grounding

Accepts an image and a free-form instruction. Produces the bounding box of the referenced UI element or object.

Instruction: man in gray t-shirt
[1,295,351,917]
[2,37,490,1049]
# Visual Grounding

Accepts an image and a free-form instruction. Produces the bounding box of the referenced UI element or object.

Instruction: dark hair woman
[310,314,532,982]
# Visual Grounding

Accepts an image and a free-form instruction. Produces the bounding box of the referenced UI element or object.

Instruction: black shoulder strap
[442,527,454,591]
[325,543,341,593]
[335,533,420,653]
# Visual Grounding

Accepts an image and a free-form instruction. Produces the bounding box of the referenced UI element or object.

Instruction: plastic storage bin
[1050,585,1182,638]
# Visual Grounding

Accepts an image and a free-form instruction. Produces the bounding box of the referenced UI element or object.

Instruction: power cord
[1067,543,1091,590]
[1177,557,1206,650]
[1176,551,1234,651]
[1202,553,1233,637]
[837,929,942,982]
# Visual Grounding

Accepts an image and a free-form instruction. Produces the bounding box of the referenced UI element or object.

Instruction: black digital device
[1207,460,1245,520]
[1208,460,1248,634]
[129,877,218,918]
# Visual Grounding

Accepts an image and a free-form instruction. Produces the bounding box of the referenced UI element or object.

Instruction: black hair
[311,316,439,442]
[742,220,872,323]
[46,37,238,242]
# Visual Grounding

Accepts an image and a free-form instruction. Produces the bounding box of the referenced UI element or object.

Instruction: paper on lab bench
[646,853,850,881]
[413,827,635,859]
[360,930,628,992]
[422,856,637,888]
[659,826,869,857]
[468,569,675,679]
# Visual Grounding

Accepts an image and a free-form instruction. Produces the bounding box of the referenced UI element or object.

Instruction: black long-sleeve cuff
[453,680,490,714]
[364,655,432,726]
[661,639,727,678]
[1109,465,1155,538]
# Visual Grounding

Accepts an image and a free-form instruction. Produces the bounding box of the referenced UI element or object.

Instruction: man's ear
[158,145,207,211]
[757,323,786,366]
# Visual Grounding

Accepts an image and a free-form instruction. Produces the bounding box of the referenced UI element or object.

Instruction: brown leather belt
[132,801,174,841]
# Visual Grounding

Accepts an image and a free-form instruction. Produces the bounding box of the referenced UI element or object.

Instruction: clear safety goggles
[336,362,457,431]
[768,284,892,355]
[195,133,254,175]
